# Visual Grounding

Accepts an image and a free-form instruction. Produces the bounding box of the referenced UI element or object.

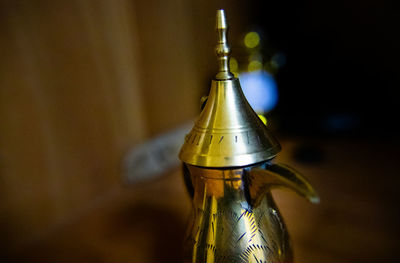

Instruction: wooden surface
[0,0,203,252]
[0,0,258,254]
[7,139,399,263]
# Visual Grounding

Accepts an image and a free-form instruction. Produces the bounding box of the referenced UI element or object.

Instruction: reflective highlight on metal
[182,163,318,263]
[179,10,280,168]
[215,10,234,80]
[179,9,319,263]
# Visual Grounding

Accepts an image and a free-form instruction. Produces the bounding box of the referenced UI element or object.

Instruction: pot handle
[246,163,319,207]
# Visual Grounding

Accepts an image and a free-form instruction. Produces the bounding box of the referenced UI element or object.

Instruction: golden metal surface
[179,9,318,263]
[183,163,318,263]
[179,10,280,168]
[215,10,234,80]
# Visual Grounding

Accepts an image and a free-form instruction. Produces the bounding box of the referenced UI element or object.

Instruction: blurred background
[0,0,399,262]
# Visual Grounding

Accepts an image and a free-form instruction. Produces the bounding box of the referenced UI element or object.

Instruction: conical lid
[179,10,281,168]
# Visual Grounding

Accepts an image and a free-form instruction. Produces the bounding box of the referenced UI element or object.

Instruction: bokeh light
[230,57,239,76]
[244,32,260,49]
[271,52,286,68]
[239,70,278,112]
[257,114,268,125]
[248,60,263,72]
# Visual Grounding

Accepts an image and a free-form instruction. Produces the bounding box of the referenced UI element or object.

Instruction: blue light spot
[324,114,360,132]
[239,70,279,112]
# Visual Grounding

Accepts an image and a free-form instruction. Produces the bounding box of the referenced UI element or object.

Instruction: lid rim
[179,144,281,168]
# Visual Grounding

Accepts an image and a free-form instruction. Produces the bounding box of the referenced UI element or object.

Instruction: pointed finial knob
[215,10,234,80]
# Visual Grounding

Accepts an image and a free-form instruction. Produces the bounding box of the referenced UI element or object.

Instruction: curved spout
[246,163,319,207]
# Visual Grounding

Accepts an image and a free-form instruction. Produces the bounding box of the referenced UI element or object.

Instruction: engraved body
[183,164,293,263]
[178,9,318,263]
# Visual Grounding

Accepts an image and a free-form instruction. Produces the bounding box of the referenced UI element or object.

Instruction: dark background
[258,0,399,138]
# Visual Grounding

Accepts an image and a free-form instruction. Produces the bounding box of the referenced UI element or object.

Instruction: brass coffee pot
[179,10,319,263]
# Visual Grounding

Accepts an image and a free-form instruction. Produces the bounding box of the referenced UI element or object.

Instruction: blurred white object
[123,123,191,183]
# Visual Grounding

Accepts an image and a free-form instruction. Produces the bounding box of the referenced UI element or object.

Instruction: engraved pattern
[183,165,292,263]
